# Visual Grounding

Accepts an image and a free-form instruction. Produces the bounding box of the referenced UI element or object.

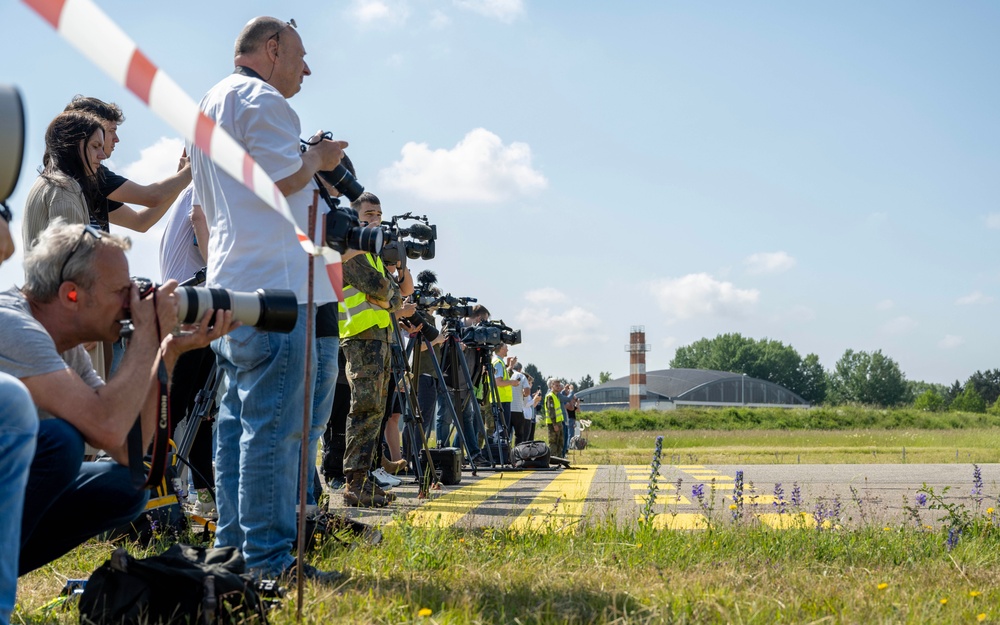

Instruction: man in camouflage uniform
[340,192,406,507]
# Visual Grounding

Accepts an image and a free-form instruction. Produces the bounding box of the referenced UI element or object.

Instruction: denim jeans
[306,336,338,505]
[212,304,314,576]
[20,419,147,576]
[0,375,37,625]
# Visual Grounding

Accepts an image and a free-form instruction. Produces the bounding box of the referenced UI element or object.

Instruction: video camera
[0,85,26,221]
[400,270,439,341]
[435,294,477,320]
[461,319,522,348]
[125,276,298,336]
[380,213,436,269]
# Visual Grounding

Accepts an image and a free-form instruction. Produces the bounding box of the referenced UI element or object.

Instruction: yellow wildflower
[729,504,738,510]
[877,583,888,590]
[988,507,995,515]
[939,598,948,605]
[418,608,433,617]
[970,590,981,597]
[977,614,986,622]
[883,527,891,531]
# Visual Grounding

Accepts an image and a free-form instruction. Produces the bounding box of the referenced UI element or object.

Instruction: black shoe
[284,560,349,586]
[471,454,490,467]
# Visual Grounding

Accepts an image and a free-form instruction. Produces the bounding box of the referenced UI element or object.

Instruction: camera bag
[512,441,550,469]
[78,543,270,625]
[485,439,511,466]
[420,447,462,485]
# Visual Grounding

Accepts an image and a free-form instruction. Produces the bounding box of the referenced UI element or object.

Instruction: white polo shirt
[189,73,333,304]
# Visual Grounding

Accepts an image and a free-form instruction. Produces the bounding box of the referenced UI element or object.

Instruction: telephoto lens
[176,287,299,333]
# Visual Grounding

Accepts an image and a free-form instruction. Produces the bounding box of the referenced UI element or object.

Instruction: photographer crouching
[0,221,235,578]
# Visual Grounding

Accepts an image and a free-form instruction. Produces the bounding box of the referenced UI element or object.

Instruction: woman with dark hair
[22,110,106,251]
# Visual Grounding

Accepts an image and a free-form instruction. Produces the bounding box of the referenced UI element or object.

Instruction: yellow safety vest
[492,355,513,403]
[543,392,563,425]
[338,254,391,338]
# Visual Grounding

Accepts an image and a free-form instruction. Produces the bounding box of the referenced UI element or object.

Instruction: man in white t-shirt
[509,360,530,445]
[189,16,352,581]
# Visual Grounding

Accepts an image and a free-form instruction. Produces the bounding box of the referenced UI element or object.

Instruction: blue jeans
[0,375,36,625]
[212,305,314,576]
[306,336,338,505]
[20,419,147,576]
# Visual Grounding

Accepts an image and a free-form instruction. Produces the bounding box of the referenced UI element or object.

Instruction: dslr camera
[400,270,441,341]
[0,85,26,220]
[302,132,383,255]
[380,213,436,268]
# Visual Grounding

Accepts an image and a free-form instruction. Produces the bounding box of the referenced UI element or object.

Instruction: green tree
[951,385,987,413]
[577,374,595,390]
[964,369,1000,406]
[908,380,950,402]
[524,363,546,394]
[827,349,908,407]
[797,353,827,404]
[599,371,614,384]
[913,389,945,412]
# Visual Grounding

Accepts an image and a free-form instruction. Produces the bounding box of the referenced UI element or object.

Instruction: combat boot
[343,472,396,508]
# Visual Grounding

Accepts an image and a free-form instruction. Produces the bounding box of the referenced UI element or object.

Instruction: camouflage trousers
[343,339,391,474]
[547,421,564,457]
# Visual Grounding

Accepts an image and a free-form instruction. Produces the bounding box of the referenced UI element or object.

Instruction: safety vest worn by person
[338,253,391,338]
[491,355,513,403]
[543,391,564,425]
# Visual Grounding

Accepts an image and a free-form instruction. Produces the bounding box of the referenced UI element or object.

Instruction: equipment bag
[512,440,550,469]
[78,543,270,625]
[420,447,462,485]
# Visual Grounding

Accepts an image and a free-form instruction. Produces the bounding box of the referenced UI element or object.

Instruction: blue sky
[2,1,998,387]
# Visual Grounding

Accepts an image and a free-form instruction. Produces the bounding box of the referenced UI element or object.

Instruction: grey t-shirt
[0,287,104,420]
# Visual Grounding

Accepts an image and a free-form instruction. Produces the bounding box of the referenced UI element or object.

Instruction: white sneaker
[371,468,401,488]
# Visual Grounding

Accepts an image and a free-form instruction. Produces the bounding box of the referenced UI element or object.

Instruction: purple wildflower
[915,492,927,507]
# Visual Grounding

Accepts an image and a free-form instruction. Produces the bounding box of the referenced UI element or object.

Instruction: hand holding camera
[306,130,348,172]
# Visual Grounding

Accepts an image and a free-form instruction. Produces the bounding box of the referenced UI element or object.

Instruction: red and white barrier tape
[22,0,344,300]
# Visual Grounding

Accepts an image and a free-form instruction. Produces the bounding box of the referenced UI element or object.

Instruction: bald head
[234,17,287,57]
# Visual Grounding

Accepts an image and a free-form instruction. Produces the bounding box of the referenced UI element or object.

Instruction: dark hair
[41,111,105,214]
[350,191,380,212]
[64,95,125,125]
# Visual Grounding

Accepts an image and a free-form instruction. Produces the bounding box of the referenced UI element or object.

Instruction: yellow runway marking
[405,472,531,528]
[650,513,707,529]
[508,467,598,532]
[756,512,816,529]
[628,482,676,490]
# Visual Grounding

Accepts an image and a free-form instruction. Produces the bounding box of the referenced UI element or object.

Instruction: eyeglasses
[269,18,297,46]
[59,225,102,285]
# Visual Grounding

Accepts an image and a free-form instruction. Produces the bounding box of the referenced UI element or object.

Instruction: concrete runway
[327,463,999,530]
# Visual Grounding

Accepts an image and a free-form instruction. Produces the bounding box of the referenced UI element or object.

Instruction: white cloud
[348,0,410,26]
[120,137,185,184]
[875,299,894,311]
[516,305,606,348]
[939,335,965,349]
[744,251,795,275]
[453,0,523,22]
[378,128,547,202]
[429,9,451,28]
[881,316,918,335]
[524,287,568,305]
[649,273,759,321]
[985,214,1000,229]
[955,291,995,306]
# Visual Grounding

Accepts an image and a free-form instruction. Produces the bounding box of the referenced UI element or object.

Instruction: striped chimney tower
[626,326,651,410]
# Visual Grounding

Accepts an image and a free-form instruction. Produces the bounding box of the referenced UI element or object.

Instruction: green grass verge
[17,517,1000,624]
[585,406,1000,431]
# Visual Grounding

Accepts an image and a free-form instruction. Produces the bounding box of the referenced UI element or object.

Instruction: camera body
[460,319,522,348]
[435,294,476,320]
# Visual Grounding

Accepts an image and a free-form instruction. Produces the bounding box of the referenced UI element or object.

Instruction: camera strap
[127,292,172,490]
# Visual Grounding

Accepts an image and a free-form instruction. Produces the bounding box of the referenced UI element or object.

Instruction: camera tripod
[387,313,437,495]
[435,317,515,469]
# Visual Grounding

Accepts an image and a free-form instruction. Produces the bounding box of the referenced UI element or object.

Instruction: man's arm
[106,159,191,210]
[0,219,13,263]
[190,203,209,263]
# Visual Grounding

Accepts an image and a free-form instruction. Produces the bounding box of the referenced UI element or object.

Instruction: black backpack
[512,440,550,469]
[79,544,272,625]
